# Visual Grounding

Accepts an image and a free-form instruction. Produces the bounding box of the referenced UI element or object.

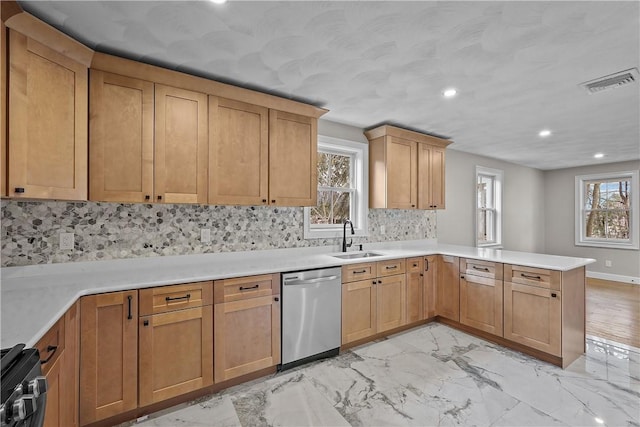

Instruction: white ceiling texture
[18,1,640,170]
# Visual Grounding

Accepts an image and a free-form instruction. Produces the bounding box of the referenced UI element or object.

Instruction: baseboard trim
[587,271,640,285]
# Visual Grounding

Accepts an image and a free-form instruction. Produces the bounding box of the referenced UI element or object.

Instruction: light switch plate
[380,225,386,235]
[60,232,74,250]
[201,228,211,243]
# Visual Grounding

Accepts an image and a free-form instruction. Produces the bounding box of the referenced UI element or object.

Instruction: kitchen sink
[331,251,384,260]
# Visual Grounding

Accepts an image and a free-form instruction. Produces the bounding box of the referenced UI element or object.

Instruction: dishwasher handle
[283,275,339,286]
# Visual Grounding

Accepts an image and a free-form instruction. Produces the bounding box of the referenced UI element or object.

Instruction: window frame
[475,166,503,248]
[575,170,639,250]
[304,135,369,239]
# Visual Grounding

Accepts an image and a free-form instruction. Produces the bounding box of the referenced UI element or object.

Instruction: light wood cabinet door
[80,291,138,426]
[89,70,154,203]
[423,255,437,319]
[214,294,281,383]
[418,144,446,209]
[209,97,268,205]
[154,84,208,204]
[342,279,377,344]
[406,257,424,324]
[460,275,503,337]
[8,29,87,200]
[436,255,460,321]
[268,110,317,206]
[504,281,562,356]
[139,305,213,406]
[377,274,407,333]
[386,137,417,209]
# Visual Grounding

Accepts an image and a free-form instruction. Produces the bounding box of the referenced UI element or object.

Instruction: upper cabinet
[89,72,207,204]
[7,28,89,200]
[365,125,451,210]
[268,110,317,206]
[89,53,326,207]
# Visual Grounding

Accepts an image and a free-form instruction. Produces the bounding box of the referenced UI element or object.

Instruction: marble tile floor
[133,323,639,427]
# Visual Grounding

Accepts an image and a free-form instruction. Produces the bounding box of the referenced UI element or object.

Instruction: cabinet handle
[127,295,133,319]
[262,199,267,203]
[472,266,490,272]
[385,265,398,270]
[551,293,557,298]
[461,275,465,279]
[143,320,149,326]
[157,195,163,201]
[353,270,367,274]
[372,280,377,285]
[14,187,25,194]
[274,297,280,302]
[413,263,418,267]
[420,273,424,277]
[411,204,415,207]
[271,199,276,203]
[165,293,191,302]
[145,195,150,200]
[521,273,541,280]
[378,280,382,284]
[239,285,259,291]
[39,345,58,365]
[425,259,429,271]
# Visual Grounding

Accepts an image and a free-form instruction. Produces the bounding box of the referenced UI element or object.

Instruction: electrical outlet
[605,260,612,267]
[60,232,74,250]
[380,225,386,235]
[201,228,211,243]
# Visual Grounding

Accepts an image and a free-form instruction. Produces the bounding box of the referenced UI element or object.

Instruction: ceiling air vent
[580,68,639,94]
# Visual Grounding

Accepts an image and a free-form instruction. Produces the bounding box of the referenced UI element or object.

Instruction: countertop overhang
[1,240,595,348]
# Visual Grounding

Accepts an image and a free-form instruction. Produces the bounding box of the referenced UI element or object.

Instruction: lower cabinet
[436,255,460,321]
[423,255,437,319]
[79,290,138,426]
[341,259,406,344]
[459,259,504,336]
[37,302,79,427]
[138,282,214,406]
[503,265,562,356]
[213,274,281,383]
[406,257,424,324]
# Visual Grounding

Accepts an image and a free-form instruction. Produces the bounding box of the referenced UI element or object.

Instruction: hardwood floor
[586,278,640,348]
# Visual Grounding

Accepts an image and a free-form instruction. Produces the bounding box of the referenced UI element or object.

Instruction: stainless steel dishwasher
[281,267,342,370]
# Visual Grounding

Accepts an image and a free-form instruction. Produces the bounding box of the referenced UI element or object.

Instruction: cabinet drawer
[214,274,279,304]
[377,259,406,277]
[406,257,423,273]
[462,259,502,280]
[507,265,560,290]
[140,281,213,316]
[342,262,376,283]
[35,317,65,375]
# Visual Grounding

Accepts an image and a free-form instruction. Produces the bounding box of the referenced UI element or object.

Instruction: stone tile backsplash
[1,201,436,267]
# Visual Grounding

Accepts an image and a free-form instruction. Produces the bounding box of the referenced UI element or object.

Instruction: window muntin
[476,166,503,248]
[576,171,638,249]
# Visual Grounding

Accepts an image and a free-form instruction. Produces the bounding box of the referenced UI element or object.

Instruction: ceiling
[18,1,640,170]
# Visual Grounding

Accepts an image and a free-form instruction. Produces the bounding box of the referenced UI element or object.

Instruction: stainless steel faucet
[342,219,354,252]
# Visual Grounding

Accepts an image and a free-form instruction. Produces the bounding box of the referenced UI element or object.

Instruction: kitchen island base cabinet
[79,291,138,426]
[214,275,281,383]
[459,259,504,337]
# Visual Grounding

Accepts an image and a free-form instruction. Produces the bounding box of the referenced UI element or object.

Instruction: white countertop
[0,240,594,348]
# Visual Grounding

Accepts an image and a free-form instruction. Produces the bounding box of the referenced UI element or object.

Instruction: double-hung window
[575,171,639,249]
[304,136,368,238]
[476,166,503,248]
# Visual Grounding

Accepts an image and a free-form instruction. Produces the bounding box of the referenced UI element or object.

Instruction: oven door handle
[40,345,58,365]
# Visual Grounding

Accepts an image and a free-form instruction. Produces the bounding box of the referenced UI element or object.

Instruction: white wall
[544,160,640,279]
[437,149,546,253]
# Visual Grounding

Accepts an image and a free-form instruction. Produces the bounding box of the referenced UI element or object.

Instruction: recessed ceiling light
[443,88,457,98]
[210,0,227,4]
[594,153,604,159]
[538,129,552,137]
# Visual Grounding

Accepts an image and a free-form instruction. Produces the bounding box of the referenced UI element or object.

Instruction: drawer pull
[385,265,398,270]
[425,259,429,271]
[166,293,191,302]
[127,295,133,320]
[40,345,58,365]
[472,266,490,272]
[521,273,541,280]
[413,263,418,267]
[353,270,367,274]
[14,187,25,193]
[551,293,557,298]
[239,285,259,291]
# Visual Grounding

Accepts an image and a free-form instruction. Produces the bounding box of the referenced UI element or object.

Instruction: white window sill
[575,241,639,250]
